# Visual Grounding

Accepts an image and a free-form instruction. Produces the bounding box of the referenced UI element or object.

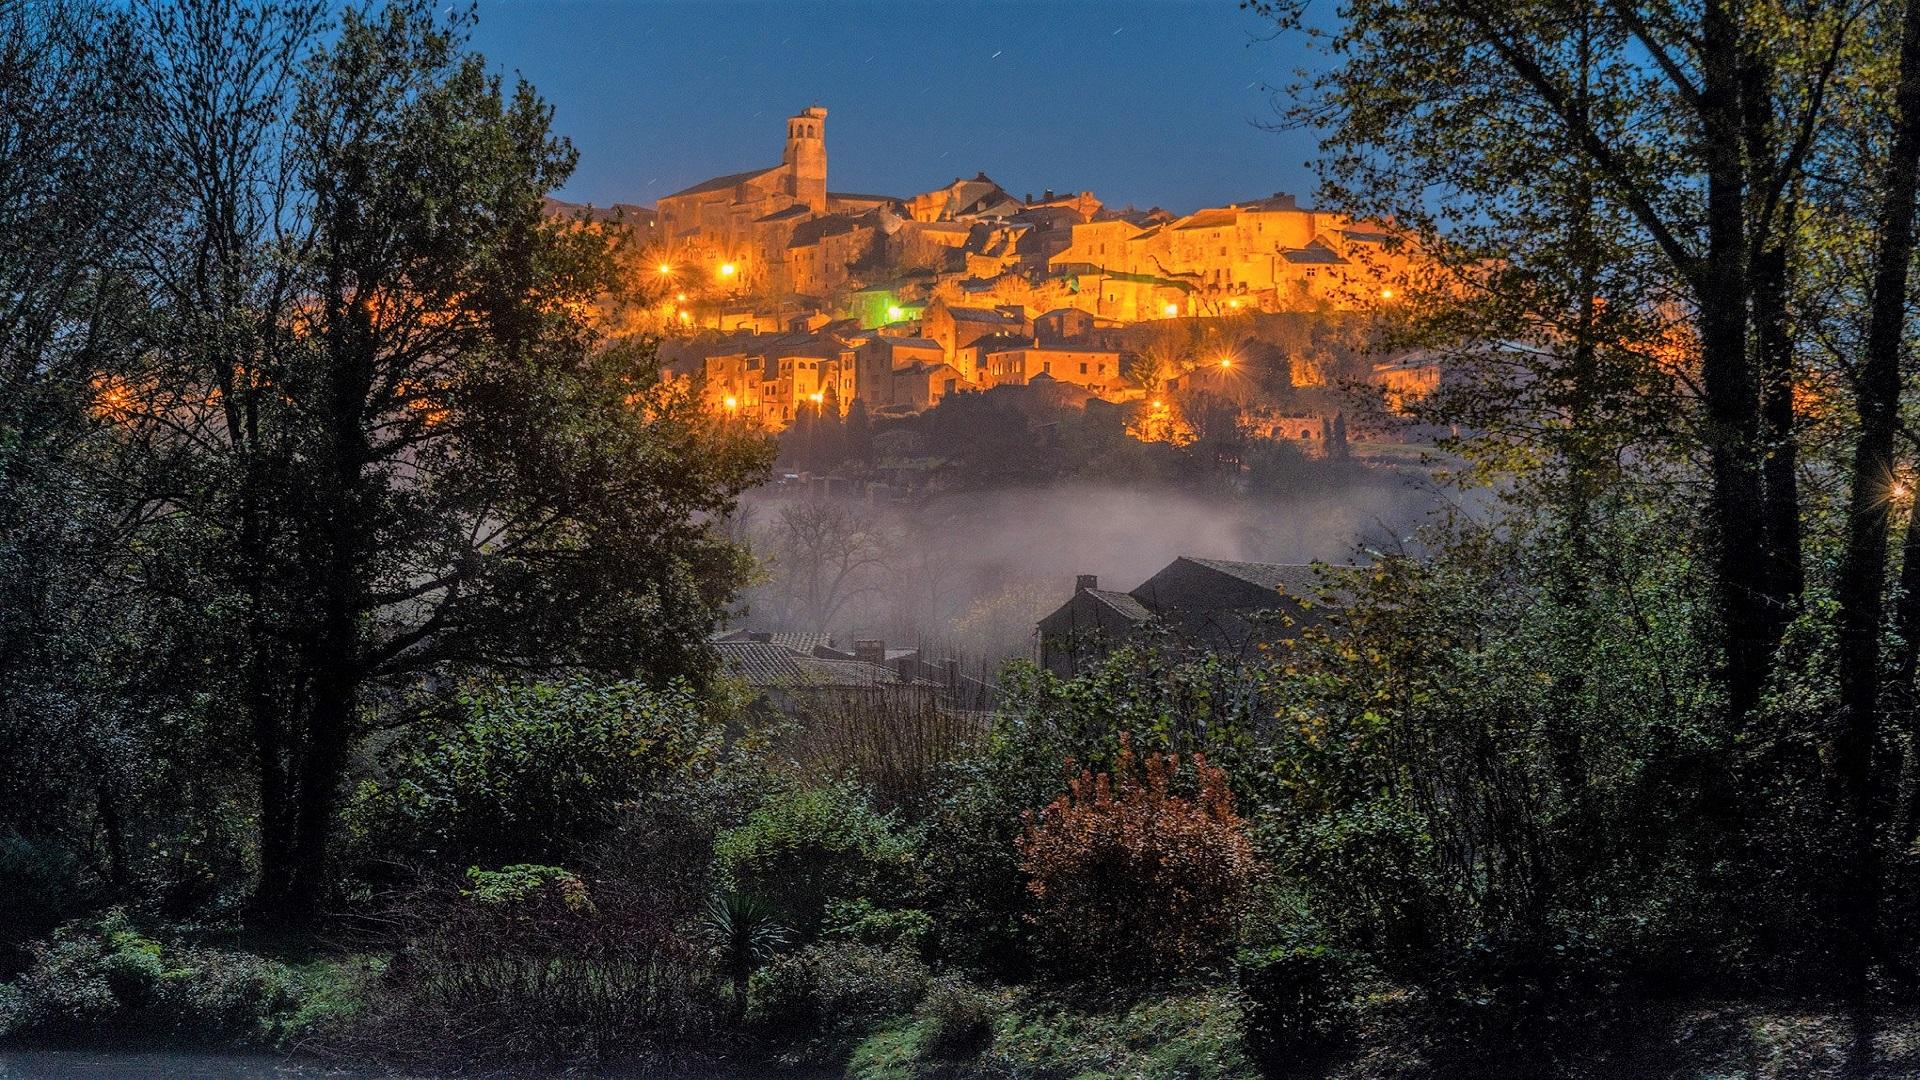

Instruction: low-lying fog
[729,476,1446,662]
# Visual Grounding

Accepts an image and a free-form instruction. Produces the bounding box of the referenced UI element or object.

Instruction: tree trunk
[1752,231,1803,614]
[1833,0,1920,979]
[1699,0,1772,721]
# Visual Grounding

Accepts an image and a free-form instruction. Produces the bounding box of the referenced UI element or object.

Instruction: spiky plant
[701,890,789,1017]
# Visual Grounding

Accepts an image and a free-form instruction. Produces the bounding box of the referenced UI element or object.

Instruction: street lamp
[656,262,672,275]
[887,305,904,321]
[718,262,737,279]
[1162,302,1179,317]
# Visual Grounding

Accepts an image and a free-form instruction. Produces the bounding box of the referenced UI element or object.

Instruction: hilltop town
[549,105,1439,446]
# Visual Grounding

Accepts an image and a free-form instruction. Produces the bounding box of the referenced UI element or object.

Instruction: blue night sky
[466,0,1321,215]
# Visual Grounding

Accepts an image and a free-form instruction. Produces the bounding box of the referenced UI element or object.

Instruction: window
[1079,362,1088,374]
[1043,360,1052,373]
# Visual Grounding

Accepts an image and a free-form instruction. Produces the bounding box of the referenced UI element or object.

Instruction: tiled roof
[788,214,866,248]
[662,166,780,200]
[1282,242,1349,265]
[715,641,906,689]
[756,204,813,223]
[1007,344,1117,356]
[944,305,1022,323]
[1086,589,1152,621]
[830,191,904,204]
[1175,558,1324,595]
[767,632,833,653]
[1175,208,1239,230]
[970,333,1038,354]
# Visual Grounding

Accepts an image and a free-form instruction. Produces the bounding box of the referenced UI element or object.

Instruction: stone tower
[783,106,827,214]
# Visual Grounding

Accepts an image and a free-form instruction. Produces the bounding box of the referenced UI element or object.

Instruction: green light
[887,305,904,321]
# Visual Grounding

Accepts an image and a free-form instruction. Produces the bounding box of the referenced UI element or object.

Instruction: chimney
[854,639,885,666]
[1076,574,1099,593]
[1043,188,1054,202]
[1025,192,1033,205]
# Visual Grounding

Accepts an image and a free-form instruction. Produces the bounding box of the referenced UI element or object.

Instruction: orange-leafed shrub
[1015,736,1258,983]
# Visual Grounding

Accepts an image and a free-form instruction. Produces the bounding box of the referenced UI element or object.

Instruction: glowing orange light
[656,262,672,275]
[675,292,687,302]
[718,262,737,278]
[1218,357,1233,369]
[1379,287,1394,299]
[810,391,825,403]
[723,395,739,410]
[1228,299,1242,309]
[677,309,691,323]
[1162,303,1179,317]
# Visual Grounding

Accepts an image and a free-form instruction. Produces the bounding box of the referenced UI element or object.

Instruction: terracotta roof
[943,305,1023,324]
[1340,227,1396,244]
[788,213,866,248]
[756,204,813,223]
[1282,241,1349,265]
[662,166,780,200]
[1175,208,1239,230]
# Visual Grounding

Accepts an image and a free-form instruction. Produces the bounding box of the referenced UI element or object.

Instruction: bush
[343,867,717,1070]
[748,940,929,1043]
[915,976,997,1059]
[0,833,87,973]
[1015,736,1258,983]
[0,911,301,1043]
[1235,943,1355,1062]
[714,781,918,935]
[343,679,715,868]
[823,898,932,952]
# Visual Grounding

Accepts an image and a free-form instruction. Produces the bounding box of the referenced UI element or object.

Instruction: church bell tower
[783,106,827,214]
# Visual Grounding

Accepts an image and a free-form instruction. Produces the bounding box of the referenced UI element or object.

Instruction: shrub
[343,679,715,868]
[1235,943,1355,1063]
[0,833,86,973]
[343,867,718,1070]
[822,898,932,952]
[0,911,301,1042]
[1015,735,1257,983]
[748,940,929,1043]
[915,976,997,1059]
[714,781,918,935]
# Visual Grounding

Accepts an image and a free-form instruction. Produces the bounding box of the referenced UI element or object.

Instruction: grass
[847,986,1254,1080]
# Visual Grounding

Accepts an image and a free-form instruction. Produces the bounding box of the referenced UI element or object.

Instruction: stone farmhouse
[1036,557,1339,676]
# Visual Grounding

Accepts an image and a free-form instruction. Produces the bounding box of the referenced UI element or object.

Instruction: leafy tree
[113,0,768,916]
